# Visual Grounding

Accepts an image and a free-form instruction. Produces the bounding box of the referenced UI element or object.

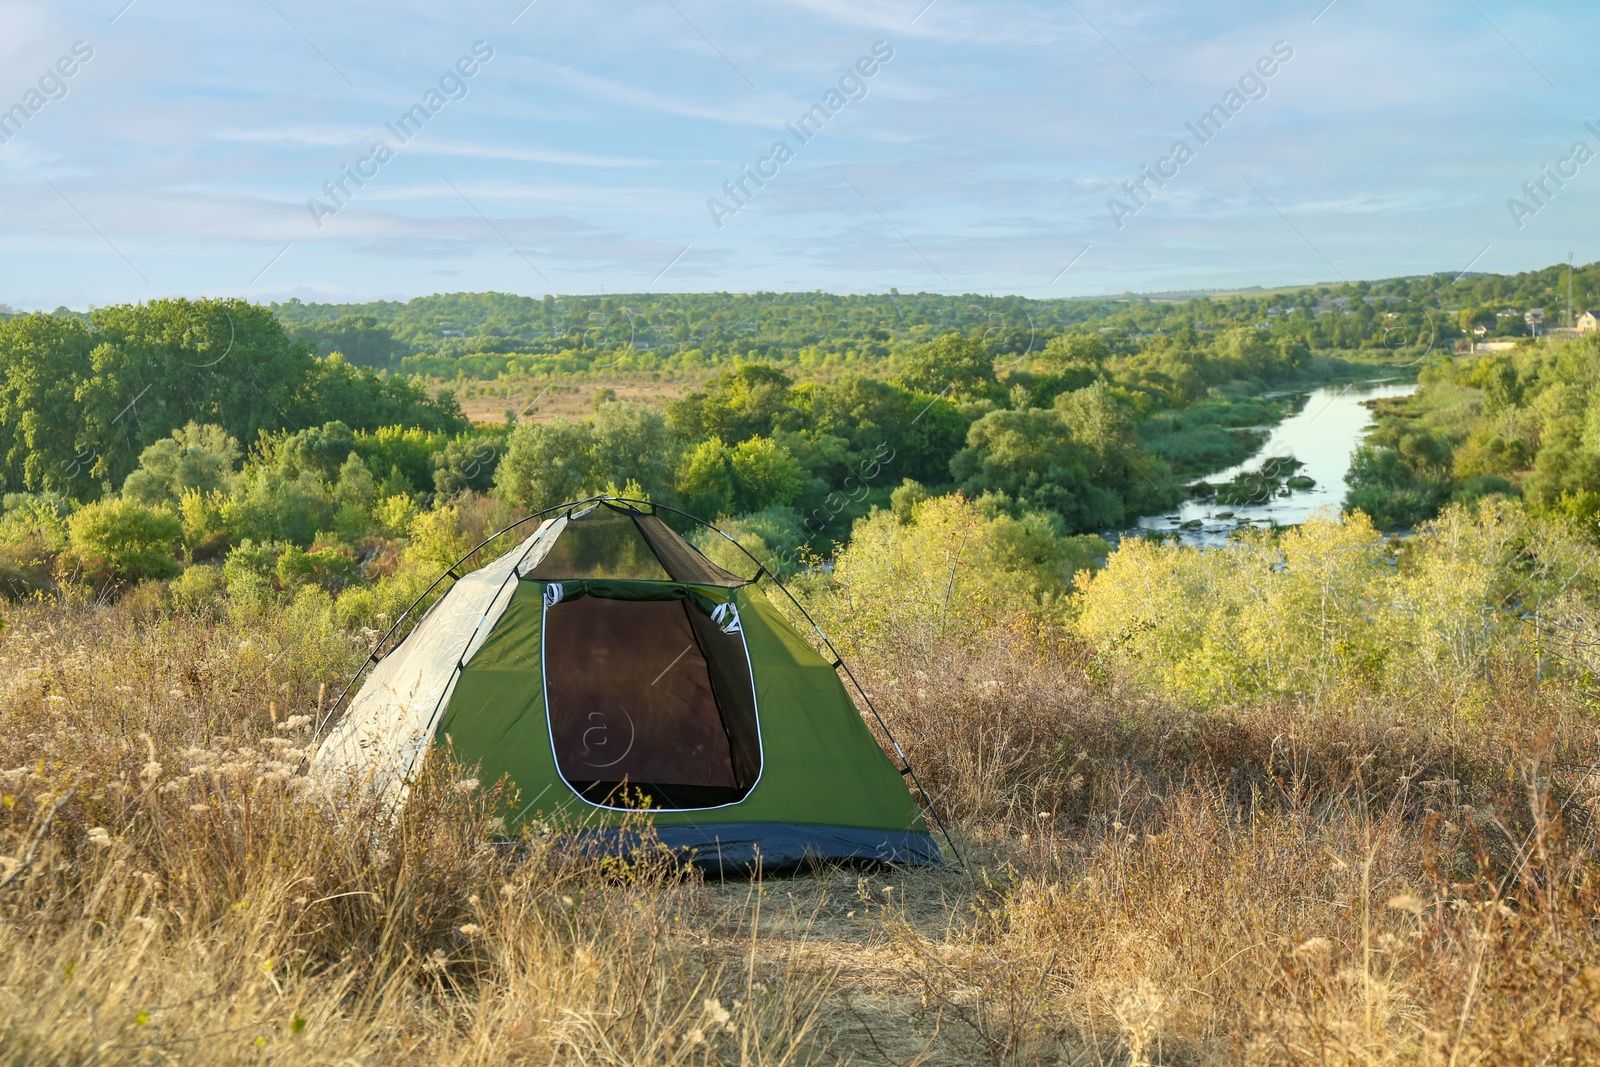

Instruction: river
[1132,379,1419,546]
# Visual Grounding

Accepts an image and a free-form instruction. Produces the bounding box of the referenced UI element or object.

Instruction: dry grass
[0,599,833,1065]
[4,597,1600,1064]
[851,629,1600,1064]
[456,373,709,426]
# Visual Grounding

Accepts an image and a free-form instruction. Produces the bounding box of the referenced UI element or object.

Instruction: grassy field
[4,543,1599,1065]
[454,371,713,426]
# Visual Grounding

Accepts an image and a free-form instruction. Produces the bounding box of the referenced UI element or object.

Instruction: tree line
[264,260,1600,379]
[0,294,1347,603]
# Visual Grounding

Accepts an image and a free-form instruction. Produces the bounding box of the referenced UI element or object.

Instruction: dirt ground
[697,862,1083,1067]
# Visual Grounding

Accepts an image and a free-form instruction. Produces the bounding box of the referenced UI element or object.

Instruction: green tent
[312,498,943,871]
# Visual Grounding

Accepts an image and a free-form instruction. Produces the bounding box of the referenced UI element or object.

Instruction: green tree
[896,333,996,400]
[276,544,362,593]
[676,435,802,517]
[950,409,1119,531]
[1344,446,1450,529]
[0,299,461,499]
[1054,381,1138,475]
[667,364,794,442]
[432,432,505,498]
[1041,331,1109,369]
[729,436,804,512]
[951,384,1172,531]
[121,423,241,507]
[85,299,316,480]
[0,313,101,494]
[290,353,465,434]
[219,467,333,546]
[494,420,597,513]
[676,438,737,517]
[350,424,448,491]
[788,374,969,486]
[589,404,680,502]
[1214,326,1279,378]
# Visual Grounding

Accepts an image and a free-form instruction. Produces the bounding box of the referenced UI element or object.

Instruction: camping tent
[311,497,944,870]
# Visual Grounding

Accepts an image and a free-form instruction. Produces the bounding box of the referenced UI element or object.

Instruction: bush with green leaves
[952,383,1176,532]
[690,504,807,578]
[65,497,182,585]
[494,404,679,514]
[799,492,1109,658]
[0,300,463,497]
[0,492,71,553]
[432,431,505,498]
[276,544,362,593]
[220,467,333,547]
[1074,499,1596,707]
[895,333,998,401]
[222,538,288,602]
[169,563,227,613]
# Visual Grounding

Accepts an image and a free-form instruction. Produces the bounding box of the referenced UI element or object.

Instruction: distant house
[1578,311,1600,335]
[1525,308,1545,336]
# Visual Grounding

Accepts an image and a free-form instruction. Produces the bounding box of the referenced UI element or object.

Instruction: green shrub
[219,467,333,547]
[432,431,506,498]
[801,492,1108,656]
[179,489,231,560]
[121,422,241,507]
[677,436,803,517]
[352,424,448,492]
[117,578,172,618]
[169,563,228,613]
[276,544,363,593]
[691,504,806,578]
[0,533,55,600]
[65,498,181,585]
[1073,500,1596,706]
[0,492,72,553]
[222,538,287,603]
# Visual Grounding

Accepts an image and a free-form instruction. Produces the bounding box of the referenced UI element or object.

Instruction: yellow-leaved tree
[800,492,1109,663]
[1075,510,1390,705]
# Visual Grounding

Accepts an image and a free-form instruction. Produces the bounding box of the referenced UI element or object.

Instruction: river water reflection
[1133,380,1419,546]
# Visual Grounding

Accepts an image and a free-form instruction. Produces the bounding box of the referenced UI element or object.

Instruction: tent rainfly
[311,498,945,871]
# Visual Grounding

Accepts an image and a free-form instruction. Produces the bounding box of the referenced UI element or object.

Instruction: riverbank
[1133,378,1419,545]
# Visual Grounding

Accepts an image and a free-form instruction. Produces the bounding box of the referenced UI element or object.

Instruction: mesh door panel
[544,596,758,808]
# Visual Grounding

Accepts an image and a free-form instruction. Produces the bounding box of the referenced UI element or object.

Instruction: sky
[0,0,1595,309]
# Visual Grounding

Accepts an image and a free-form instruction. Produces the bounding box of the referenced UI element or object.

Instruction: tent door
[542,595,761,810]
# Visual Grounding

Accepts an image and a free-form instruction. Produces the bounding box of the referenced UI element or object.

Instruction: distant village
[1454,306,1599,353]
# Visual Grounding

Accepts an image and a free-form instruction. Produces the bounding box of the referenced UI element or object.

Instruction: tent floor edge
[558,822,945,874]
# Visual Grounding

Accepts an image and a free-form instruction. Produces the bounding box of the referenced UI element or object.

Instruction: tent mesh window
[525,507,672,581]
[633,513,747,585]
[544,595,760,809]
[525,503,747,585]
